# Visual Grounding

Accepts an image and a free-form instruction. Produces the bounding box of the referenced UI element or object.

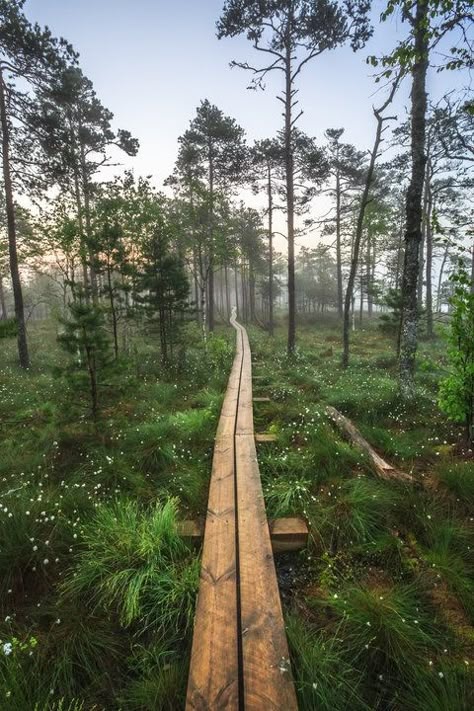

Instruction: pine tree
[0,0,76,367]
[58,298,113,423]
[217,0,372,354]
[373,0,473,398]
[136,197,189,366]
[179,100,247,331]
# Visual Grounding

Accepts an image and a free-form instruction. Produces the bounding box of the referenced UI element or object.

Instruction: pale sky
[27,0,471,254]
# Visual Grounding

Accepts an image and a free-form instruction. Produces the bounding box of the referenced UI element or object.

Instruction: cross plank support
[255,433,277,443]
[179,516,308,553]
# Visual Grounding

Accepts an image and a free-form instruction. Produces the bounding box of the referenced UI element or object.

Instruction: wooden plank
[178,519,204,543]
[235,433,297,710]
[187,312,297,710]
[270,517,308,553]
[255,433,277,443]
[235,324,254,436]
[179,517,308,553]
[186,317,243,710]
[236,323,297,710]
[186,436,239,710]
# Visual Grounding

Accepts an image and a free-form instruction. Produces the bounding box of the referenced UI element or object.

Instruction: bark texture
[0,67,29,368]
[399,0,429,398]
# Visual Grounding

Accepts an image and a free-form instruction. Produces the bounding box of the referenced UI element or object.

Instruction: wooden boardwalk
[186,312,297,710]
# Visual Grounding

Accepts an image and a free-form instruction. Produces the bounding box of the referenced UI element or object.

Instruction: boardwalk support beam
[179,516,308,553]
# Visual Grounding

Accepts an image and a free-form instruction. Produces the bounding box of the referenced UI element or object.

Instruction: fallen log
[325,405,413,483]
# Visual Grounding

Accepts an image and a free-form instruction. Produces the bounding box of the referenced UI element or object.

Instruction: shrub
[438,263,474,444]
[0,317,17,339]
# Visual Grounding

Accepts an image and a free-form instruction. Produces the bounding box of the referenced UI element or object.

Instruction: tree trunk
[395,203,404,291]
[107,265,119,359]
[268,163,274,336]
[0,273,7,319]
[366,230,372,317]
[326,406,413,482]
[193,247,200,323]
[436,244,449,311]
[418,227,425,307]
[336,166,343,318]
[0,67,29,368]
[249,260,256,322]
[78,123,98,303]
[342,81,398,368]
[207,152,215,332]
[399,0,429,399]
[234,264,240,319]
[224,263,230,320]
[425,180,434,337]
[284,39,296,354]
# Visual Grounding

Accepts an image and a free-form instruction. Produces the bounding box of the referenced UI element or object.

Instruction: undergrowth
[251,319,474,711]
[0,320,232,708]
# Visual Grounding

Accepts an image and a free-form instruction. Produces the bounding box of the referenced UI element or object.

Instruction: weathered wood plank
[235,434,297,709]
[255,433,277,443]
[325,405,413,482]
[236,323,297,710]
[179,517,308,554]
[186,318,243,710]
[186,436,239,710]
[186,312,297,710]
[269,517,308,553]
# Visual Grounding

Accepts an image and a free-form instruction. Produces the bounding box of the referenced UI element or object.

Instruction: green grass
[0,319,230,707]
[398,661,473,711]
[310,583,444,688]
[2,313,473,709]
[249,318,473,711]
[286,615,368,711]
[313,476,402,551]
[120,635,188,710]
[62,498,198,631]
[436,460,474,506]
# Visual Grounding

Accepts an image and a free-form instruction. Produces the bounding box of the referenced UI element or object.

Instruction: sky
[26,0,471,253]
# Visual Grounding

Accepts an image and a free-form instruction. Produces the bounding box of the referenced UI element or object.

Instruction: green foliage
[378,287,402,339]
[436,460,474,506]
[0,317,17,338]
[286,615,368,711]
[314,477,400,550]
[313,583,440,676]
[120,636,188,710]
[398,661,473,711]
[43,609,124,699]
[136,200,190,366]
[62,498,199,632]
[422,518,474,620]
[58,300,114,421]
[439,263,474,442]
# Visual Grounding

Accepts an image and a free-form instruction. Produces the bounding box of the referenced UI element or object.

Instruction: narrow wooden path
[186,311,297,711]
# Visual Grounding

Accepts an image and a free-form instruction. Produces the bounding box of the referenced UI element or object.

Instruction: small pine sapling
[58,297,114,422]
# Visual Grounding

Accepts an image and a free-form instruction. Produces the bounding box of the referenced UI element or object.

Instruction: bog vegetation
[0,0,473,709]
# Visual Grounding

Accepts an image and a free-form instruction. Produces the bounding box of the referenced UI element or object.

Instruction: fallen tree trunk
[325,405,413,483]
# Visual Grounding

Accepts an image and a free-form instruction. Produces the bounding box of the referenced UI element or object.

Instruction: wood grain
[186,313,297,710]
